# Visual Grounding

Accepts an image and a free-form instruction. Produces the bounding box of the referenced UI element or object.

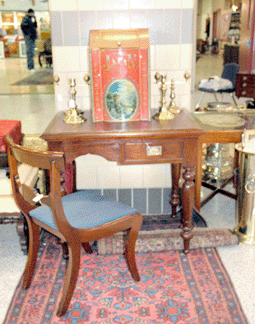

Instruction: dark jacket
[21,15,37,40]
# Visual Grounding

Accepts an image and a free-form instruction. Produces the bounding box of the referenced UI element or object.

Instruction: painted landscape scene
[105,78,139,121]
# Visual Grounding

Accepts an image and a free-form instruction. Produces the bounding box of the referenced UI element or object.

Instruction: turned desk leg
[195,139,203,211]
[170,163,181,218]
[181,167,195,254]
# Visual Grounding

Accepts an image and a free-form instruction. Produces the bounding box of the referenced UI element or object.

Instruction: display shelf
[227,11,240,43]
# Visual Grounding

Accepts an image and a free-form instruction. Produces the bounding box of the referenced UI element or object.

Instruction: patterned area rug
[98,209,239,254]
[4,231,248,324]
[12,68,53,85]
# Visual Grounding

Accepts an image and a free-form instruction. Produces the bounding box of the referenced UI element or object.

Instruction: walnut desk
[42,109,204,253]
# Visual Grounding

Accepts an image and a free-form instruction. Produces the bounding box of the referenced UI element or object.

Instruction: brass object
[53,75,60,85]
[234,141,255,244]
[154,71,191,118]
[167,71,190,114]
[167,79,182,114]
[83,74,91,85]
[64,78,86,124]
[153,73,175,120]
[184,71,191,82]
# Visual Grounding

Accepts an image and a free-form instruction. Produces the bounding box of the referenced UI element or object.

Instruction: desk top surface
[42,109,204,142]
[193,110,255,132]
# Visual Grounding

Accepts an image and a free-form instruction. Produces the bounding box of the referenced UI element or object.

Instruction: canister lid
[89,29,150,49]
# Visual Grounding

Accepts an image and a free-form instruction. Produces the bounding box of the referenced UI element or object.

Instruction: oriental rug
[12,68,53,85]
[4,231,248,324]
[98,210,239,254]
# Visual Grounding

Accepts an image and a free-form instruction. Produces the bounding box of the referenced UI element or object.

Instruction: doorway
[0,10,54,95]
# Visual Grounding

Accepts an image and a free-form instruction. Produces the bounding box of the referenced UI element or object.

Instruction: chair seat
[198,86,235,93]
[29,190,137,230]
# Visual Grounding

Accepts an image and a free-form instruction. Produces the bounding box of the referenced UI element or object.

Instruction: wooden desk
[42,109,204,253]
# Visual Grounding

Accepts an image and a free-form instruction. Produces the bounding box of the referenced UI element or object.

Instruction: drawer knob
[146,145,162,156]
[242,91,247,95]
[242,83,247,87]
[243,76,248,81]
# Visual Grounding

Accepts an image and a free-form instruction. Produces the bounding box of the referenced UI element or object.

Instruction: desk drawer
[236,73,255,98]
[124,140,182,163]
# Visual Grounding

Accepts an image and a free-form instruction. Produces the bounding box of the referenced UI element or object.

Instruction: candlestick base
[65,107,84,116]
[153,108,175,120]
[63,108,86,124]
[168,105,182,115]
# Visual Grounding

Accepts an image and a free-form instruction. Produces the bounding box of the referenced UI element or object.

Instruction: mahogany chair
[5,134,143,317]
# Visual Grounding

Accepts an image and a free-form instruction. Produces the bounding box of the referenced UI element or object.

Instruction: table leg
[170,163,181,218]
[195,139,203,211]
[65,161,76,194]
[181,166,195,253]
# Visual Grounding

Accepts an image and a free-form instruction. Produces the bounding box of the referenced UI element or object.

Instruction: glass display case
[193,109,255,206]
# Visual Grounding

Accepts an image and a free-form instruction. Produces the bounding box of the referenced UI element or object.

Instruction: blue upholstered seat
[30,190,137,230]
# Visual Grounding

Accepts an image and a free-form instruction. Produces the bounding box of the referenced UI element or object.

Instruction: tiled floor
[0,53,255,323]
[0,57,54,95]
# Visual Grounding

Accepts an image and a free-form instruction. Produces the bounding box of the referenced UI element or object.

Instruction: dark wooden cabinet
[236,73,255,98]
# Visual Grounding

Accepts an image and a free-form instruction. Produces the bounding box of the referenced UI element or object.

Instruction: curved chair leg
[82,242,93,254]
[123,214,143,282]
[213,93,218,102]
[22,220,40,289]
[57,241,80,317]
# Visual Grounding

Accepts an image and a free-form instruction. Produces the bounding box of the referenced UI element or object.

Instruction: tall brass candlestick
[64,78,86,124]
[153,73,175,120]
[167,79,182,114]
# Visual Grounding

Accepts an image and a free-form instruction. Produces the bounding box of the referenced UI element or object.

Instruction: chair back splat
[4,134,143,317]
[221,63,240,88]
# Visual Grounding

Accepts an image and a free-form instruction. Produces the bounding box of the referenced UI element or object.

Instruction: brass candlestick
[167,79,182,114]
[166,71,191,115]
[153,73,175,120]
[64,78,86,124]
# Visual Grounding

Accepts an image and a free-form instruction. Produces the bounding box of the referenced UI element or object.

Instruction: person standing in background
[205,14,210,41]
[21,9,37,72]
